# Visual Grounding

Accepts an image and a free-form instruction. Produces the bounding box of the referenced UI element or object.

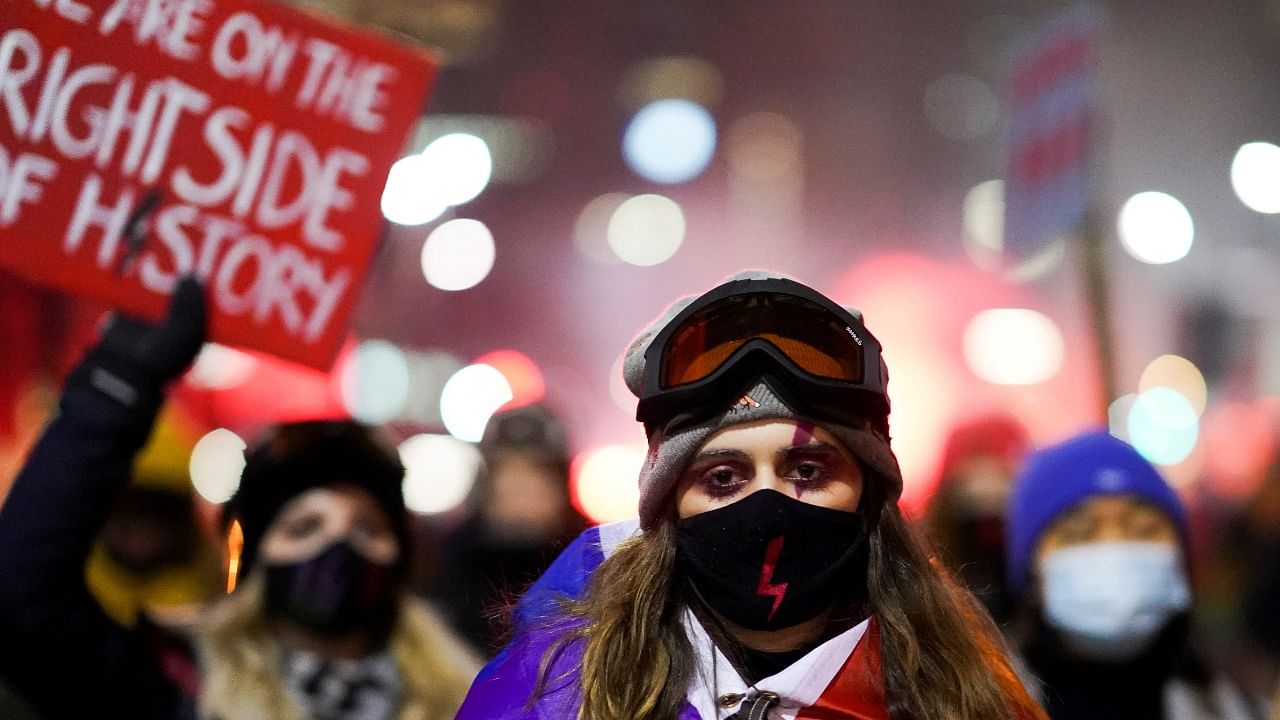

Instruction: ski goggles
[636,278,890,433]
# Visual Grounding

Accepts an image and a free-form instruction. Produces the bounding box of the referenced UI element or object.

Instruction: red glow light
[177,338,352,435]
[569,443,644,524]
[1200,401,1278,500]
[475,349,545,410]
[830,252,1094,512]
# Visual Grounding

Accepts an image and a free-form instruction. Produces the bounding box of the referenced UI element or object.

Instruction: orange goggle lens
[666,334,851,386]
[660,295,864,388]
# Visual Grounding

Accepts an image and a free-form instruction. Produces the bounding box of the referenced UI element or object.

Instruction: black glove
[76,276,207,408]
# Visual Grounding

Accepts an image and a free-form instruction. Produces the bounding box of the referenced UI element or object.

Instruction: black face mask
[263,540,400,639]
[676,489,868,631]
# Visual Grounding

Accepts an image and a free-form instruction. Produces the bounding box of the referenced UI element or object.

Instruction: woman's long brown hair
[537,495,1047,720]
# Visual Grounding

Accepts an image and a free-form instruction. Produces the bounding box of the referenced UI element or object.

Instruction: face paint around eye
[791,421,815,447]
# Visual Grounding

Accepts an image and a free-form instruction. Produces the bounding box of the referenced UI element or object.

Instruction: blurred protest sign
[0,0,437,368]
[1003,4,1117,414]
[1002,4,1100,264]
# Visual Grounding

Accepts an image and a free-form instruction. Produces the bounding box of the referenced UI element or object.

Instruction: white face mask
[1041,541,1191,662]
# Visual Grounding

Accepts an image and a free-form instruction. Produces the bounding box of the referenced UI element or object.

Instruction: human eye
[1128,511,1167,539]
[698,465,747,498]
[353,514,393,542]
[282,513,323,539]
[1055,515,1095,544]
[783,448,843,489]
[788,460,829,484]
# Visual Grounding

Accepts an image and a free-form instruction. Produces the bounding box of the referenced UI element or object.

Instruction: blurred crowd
[0,277,1278,720]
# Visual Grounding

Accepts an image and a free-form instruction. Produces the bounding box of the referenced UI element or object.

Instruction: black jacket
[0,367,190,719]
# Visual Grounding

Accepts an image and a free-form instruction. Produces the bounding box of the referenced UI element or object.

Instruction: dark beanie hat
[621,271,902,529]
[480,403,570,474]
[222,420,407,579]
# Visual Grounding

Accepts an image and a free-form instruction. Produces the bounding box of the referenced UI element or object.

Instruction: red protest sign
[0,0,438,369]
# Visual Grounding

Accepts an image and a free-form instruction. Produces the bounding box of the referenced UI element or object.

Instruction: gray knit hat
[624,271,903,528]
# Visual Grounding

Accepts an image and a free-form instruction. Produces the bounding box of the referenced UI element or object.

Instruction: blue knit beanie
[1006,430,1188,593]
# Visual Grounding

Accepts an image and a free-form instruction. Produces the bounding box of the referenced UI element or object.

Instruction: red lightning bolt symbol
[756,535,788,621]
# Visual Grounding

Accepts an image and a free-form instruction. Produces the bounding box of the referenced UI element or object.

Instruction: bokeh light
[399,433,482,514]
[440,364,514,442]
[421,219,496,291]
[876,351,956,510]
[400,350,466,427]
[622,99,717,184]
[1138,354,1208,416]
[963,180,1004,271]
[415,115,554,185]
[419,132,493,206]
[829,253,1082,510]
[620,56,726,111]
[574,193,630,265]
[338,339,411,425]
[962,308,1064,385]
[1108,393,1138,441]
[474,349,545,409]
[607,194,685,266]
[187,343,258,390]
[961,179,1065,281]
[1117,191,1194,264]
[189,428,246,504]
[571,443,645,523]
[380,154,449,226]
[1127,386,1199,465]
[1230,141,1280,214]
[922,73,1000,141]
[380,132,492,226]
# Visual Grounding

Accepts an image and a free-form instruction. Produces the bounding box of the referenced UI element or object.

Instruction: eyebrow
[777,441,845,463]
[688,448,752,465]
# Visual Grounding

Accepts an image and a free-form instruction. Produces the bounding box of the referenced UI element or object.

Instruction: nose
[750,464,797,499]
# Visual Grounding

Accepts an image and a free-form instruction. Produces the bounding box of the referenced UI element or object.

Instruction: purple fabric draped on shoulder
[454,616,587,719]
[454,523,702,719]
[454,526,599,719]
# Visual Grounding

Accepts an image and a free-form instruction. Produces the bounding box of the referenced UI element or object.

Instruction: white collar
[683,609,870,720]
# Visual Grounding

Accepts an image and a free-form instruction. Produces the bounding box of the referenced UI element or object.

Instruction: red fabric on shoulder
[138,616,202,699]
[797,617,891,720]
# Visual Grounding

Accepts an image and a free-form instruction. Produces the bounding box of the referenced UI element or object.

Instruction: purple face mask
[263,539,400,638]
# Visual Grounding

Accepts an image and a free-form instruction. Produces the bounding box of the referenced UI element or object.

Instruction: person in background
[1211,453,1280,698]
[0,278,478,720]
[457,272,1046,720]
[1006,430,1266,720]
[86,419,224,629]
[427,403,588,654]
[923,413,1031,627]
